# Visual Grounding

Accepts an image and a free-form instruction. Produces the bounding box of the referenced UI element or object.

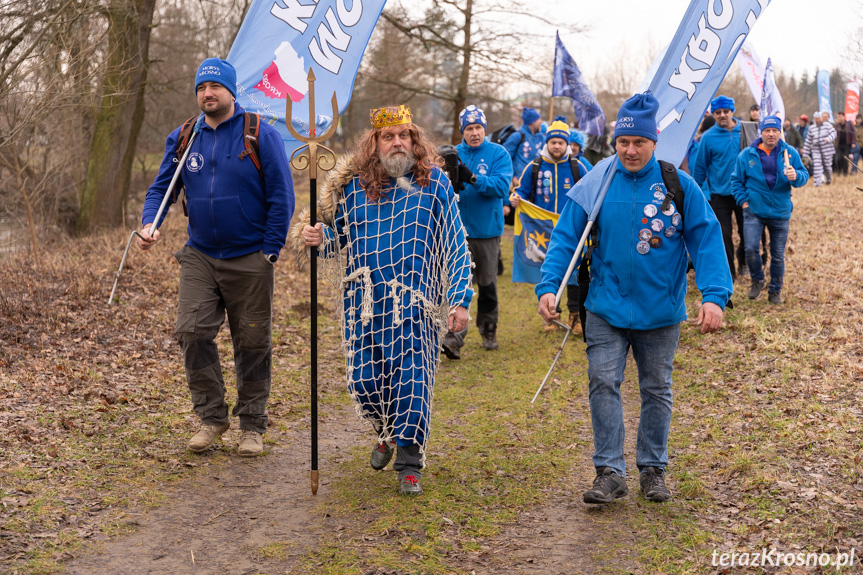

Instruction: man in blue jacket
[731,115,809,304]
[537,93,732,505]
[137,58,295,457]
[441,105,513,358]
[692,95,747,281]
[511,117,589,333]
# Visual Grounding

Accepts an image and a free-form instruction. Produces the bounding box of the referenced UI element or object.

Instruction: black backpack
[574,160,686,339]
[490,123,524,147]
[528,156,584,203]
[172,112,264,215]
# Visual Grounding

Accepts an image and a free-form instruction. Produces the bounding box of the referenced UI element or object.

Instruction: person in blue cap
[537,93,732,505]
[731,114,809,304]
[137,58,295,457]
[440,105,513,358]
[692,95,748,281]
[502,106,545,185]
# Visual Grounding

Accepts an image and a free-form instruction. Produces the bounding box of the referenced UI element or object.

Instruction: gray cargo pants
[174,245,274,433]
[442,236,499,350]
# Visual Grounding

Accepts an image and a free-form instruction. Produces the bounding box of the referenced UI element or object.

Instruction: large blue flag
[760,57,784,122]
[817,69,832,121]
[552,32,605,136]
[648,0,772,166]
[227,0,387,151]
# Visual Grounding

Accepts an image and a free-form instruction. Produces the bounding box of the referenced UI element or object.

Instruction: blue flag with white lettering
[226,0,387,151]
[817,69,832,121]
[552,32,605,136]
[760,57,784,123]
[648,0,772,166]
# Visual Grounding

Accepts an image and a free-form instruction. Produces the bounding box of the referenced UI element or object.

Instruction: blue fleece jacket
[502,124,545,182]
[536,156,733,330]
[692,121,742,198]
[730,138,808,220]
[513,150,589,214]
[143,104,294,259]
[456,138,513,238]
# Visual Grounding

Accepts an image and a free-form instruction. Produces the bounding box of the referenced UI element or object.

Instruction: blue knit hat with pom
[522,107,541,125]
[614,92,659,142]
[545,116,570,142]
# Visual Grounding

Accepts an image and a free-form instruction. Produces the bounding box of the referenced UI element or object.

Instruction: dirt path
[65,405,367,575]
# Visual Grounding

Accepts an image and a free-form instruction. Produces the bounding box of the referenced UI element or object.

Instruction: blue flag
[817,69,832,121]
[226,0,387,151]
[648,0,772,166]
[552,32,605,137]
[759,57,784,122]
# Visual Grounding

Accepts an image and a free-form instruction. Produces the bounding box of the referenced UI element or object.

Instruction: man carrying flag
[537,93,732,504]
[511,116,589,333]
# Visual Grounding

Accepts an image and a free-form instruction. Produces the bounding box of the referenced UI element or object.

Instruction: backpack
[574,160,686,340]
[490,123,524,147]
[528,156,583,203]
[172,112,264,215]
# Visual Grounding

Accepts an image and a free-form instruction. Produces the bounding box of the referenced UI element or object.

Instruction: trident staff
[286,68,338,496]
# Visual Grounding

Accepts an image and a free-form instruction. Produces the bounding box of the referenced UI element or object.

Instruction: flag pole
[286,69,339,495]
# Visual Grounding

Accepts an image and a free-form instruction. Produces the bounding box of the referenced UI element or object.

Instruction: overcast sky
[556,0,862,83]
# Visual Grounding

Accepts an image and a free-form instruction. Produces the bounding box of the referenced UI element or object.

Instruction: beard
[379,149,416,191]
[200,98,233,119]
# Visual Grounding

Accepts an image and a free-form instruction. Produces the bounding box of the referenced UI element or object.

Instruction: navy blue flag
[552,32,605,136]
[648,0,772,165]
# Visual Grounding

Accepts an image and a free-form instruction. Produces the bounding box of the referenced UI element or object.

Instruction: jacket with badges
[802,122,837,159]
[456,138,513,238]
[143,104,294,259]
[691,121,742,198]
[731,138,809,220]
[502,124,545,181]
[513,147,589,214]
[573,151,593,171]
[536,155,733,331]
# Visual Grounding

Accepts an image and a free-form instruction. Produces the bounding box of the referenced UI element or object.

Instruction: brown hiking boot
[188,423,230,453]
[568,313,582,335]
[237,430,264,457]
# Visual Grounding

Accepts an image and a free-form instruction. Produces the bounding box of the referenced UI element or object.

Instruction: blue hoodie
[731,138,809,220]
[143,104,294,259]
[536,155,732,330]
[692,121,741,198]
[456,138,513,238]
[502,124,545,181]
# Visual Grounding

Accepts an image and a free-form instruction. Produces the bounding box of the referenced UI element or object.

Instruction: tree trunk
[450,0,473,145]
[77,0,156,234]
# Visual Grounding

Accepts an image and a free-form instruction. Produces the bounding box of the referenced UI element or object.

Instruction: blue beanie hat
[545,116,570,142]
[614,92,659,142]
[760,114,782,132]
[195,58,237,99]
[522,107,541,125]
[710,95,735,113]
[569,129,587,147]
[459,105,487,133]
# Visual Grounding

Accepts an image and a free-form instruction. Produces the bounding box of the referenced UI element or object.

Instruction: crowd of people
[135,56,856,503]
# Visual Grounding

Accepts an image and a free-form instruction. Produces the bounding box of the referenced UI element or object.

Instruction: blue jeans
[851,145,861,175]
[585,311,679,477]
[743,208,789,294]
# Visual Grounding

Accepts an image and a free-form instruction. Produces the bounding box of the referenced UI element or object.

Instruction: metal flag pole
[286,69,338,496]
[108,114,205,306]
[531,163,617,404]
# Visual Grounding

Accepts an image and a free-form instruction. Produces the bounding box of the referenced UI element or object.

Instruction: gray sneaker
[370,441,395,470]
[639,467,671,502]
[398,470,423,496]
[188,423,230,453]
[583,467,628,504]
[768,291,782,304]
[748,279,766,300]
[237,430,264,457]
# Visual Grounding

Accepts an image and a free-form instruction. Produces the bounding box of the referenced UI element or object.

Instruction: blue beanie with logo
[614,92,659,142]
[459,105,487,133]
[195,58,237,99]
[710,95,735,113]
[545,116,570,142]
[522,107,541,125]
[760,114,782,132]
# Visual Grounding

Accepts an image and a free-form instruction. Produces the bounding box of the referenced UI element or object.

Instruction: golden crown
[370,105,413,129]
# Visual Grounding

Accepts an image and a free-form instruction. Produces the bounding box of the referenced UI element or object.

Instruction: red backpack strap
[238,112,264,180]
[173,115,198,212]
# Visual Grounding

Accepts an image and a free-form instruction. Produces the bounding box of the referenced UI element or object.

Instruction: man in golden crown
[291,105,473,495]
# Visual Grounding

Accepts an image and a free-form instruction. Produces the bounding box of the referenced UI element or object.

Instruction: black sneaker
[583,467,628,504]
[639,467,671,502]
[748,279,765,300]
[370,441,395,470]
[767,291,782,304]
[737,262,748,279]
[481,323,498,351]
[441,332,460,360]
[398,470,423,495]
